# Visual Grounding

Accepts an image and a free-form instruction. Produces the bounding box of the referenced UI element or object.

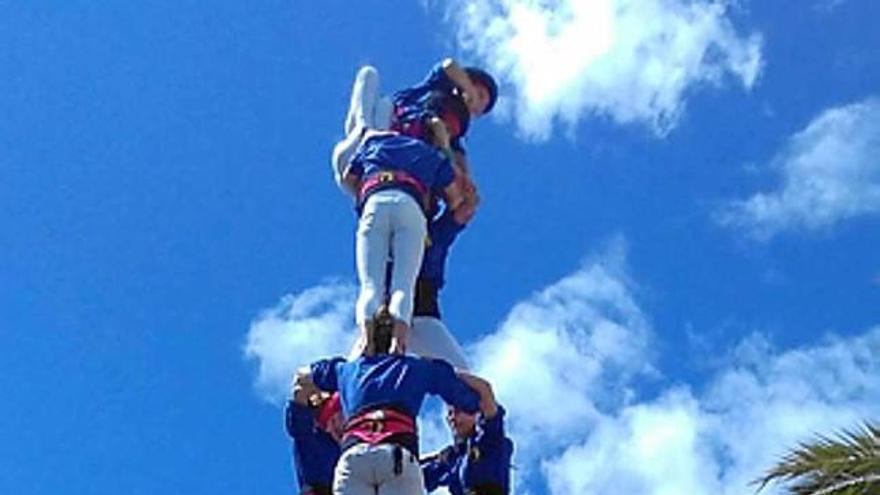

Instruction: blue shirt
[422,406,514,495]
[284,401,341,493]
[421,208,467,290]
[349,133,456,202]
[310,355,480,421]
[392,63,470,153]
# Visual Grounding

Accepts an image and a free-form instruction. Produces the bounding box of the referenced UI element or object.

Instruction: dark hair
[464,67,499,114]
[369,305,394,355]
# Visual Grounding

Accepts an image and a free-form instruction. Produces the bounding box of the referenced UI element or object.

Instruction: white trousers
[333,444,425,495]
[355,190,426,326]
[333,66,394,196]
[408,317,470,369]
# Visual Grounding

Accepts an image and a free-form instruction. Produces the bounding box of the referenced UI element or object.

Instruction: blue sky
[1,1,879,494]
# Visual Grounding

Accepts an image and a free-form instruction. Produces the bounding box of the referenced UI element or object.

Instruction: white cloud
[469,238,655,468]
[243,280,357,403]
[444,0,762,139]
[461,241,879,494]
[720,97,880,240]
[529,328,880,495]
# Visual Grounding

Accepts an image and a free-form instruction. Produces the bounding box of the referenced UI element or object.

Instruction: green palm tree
[756,422,880,495]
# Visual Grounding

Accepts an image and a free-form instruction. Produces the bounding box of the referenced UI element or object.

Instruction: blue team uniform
[284,401,342,495]
[392,63,471,154]
[349,133,455,213]
[422,208,466,291]
[422,406,514,495]
[310,354,480,455]
[414,208,466,319]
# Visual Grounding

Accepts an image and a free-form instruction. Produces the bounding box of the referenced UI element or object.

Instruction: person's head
[366,304,394,356]
[446,405,478,439]
[315,392,344,442]
[464,67,498,117]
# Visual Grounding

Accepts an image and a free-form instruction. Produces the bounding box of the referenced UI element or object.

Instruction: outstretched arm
[456,371,498,419]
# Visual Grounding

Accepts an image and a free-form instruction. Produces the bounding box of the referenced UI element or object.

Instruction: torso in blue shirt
[392,63,470,153]
[349,133,456,202]
[422,406,514,495]
[284,402,341,493]
[310,354,480,421]
[420,208,467,290]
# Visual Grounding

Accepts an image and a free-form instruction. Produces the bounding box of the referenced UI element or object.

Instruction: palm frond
[756,422,880,495]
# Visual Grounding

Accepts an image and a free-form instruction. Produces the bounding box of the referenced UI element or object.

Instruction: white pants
[333,66,394,196]
[333,443,424,495]
[355,190,426,326]
[408,317,470,369]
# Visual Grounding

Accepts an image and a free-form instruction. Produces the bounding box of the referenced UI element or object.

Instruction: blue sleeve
[432,156,455,195]
[348,148,366,178]
[419,62,456,94]
[311,357,345,392]
[291,424,342,491]
[429,208,466,249]
[421,445,459,492]
[461,404,513,493]
[475,405,507,447]
[284,401,317,439]
[426,359,480,413]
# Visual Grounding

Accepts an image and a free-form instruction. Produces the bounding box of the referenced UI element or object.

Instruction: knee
[357,65,379,82]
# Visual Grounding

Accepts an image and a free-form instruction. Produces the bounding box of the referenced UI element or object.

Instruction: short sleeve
[347,147,367,178]
[310,357,345,392]
[426,359,480,414]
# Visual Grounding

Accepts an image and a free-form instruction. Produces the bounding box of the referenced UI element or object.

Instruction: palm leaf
[756,422,880,495]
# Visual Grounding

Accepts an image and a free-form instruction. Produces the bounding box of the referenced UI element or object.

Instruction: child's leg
[373,95,394,130]
[355,194,393,331]
[345,65,381,134]
[386,194,427,329]
[333,66,383,197]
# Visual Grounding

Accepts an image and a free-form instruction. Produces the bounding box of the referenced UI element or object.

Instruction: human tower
[286,59,513,495]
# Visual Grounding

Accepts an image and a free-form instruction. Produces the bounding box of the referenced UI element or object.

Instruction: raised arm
[456,371,498,419]
[441,58,478,105]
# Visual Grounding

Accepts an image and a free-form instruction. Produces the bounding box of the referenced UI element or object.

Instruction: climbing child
[343,131,463,353]
[331,58,498,196]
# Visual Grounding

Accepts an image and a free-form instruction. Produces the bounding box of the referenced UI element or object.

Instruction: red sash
[358,170,430,214]
[343,407,417,445]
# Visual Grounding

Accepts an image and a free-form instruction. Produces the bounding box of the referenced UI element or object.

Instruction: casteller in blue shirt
[392,62,471,154]
[310,354,480,455]
[421,207,467,291]
[414,207,467,319]
[283,401,341,495]
[422,405,514,495]
[348,132,456,212]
